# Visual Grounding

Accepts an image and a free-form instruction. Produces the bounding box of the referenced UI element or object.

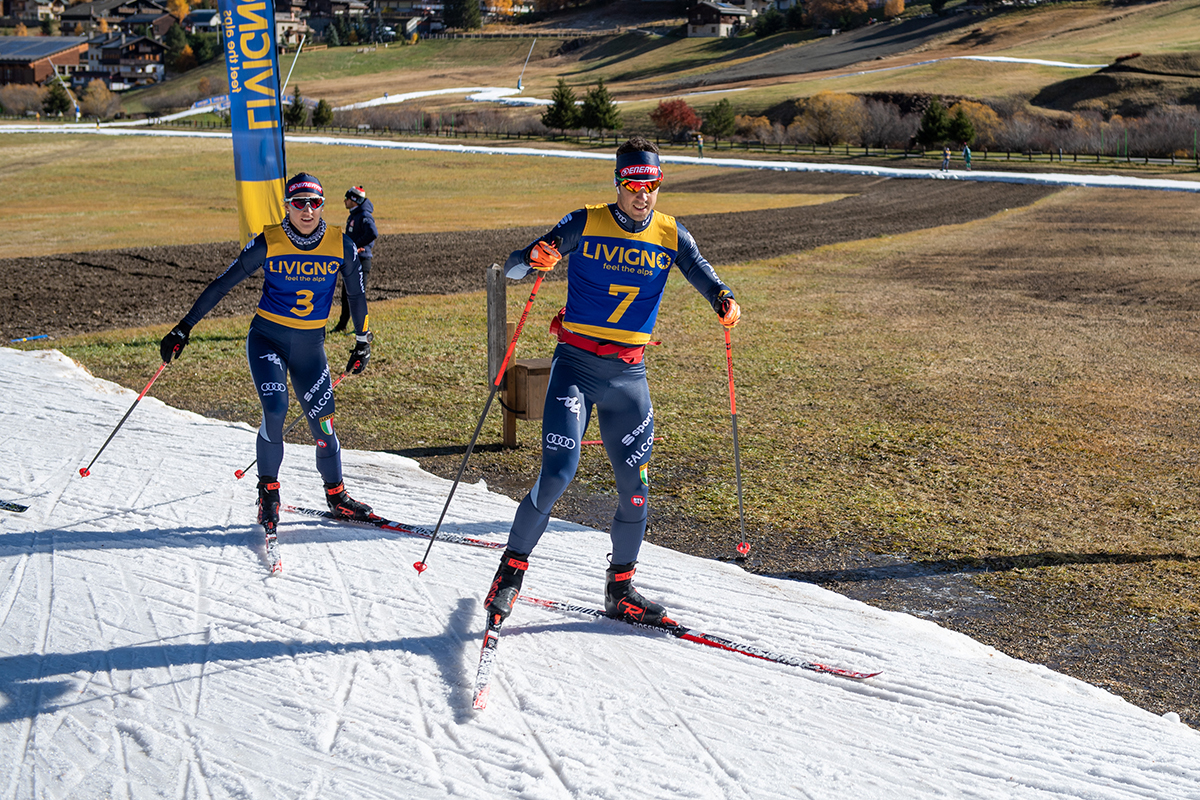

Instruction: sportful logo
[622,407,654,446]
[259,382,286,395]
[304,366,330,402]
[545,433,577,450]
[558,395,581,419]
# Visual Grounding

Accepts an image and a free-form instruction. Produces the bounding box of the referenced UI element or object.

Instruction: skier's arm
[504,211,587,279]
[161,237,266,362]
[182,237,267,329]
[674,220,736,318]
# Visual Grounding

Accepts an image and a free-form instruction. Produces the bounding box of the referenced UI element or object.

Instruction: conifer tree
[312,99,334,127]
[580,79,622,137]
[947,107,976,147]
[43,81,72,116]
[541,78,580,135]
[702,98,736,143]
[916,97,950,148]
[285,85,308,127]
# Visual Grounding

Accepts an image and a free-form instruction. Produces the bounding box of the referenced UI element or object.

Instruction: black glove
[346,331,372,374]
[160,322,191,363]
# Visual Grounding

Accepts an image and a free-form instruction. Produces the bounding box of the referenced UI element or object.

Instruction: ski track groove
[3,517,57,800]
[489,634,579,800]
[0,553,29,629]
[319,542,369,756]
[625,650,754,800]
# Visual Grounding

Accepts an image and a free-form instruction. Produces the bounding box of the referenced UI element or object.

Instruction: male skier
[483,136,741,627]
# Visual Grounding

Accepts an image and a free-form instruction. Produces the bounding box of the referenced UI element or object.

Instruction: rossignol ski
[518,595,881,680]
[472,613,504,710]
[283,505,504,550]
[1,500,29,513]
[264,524,282,574]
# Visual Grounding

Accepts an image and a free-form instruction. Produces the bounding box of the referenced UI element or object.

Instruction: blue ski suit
[180,222,368,483]
[504,203,734,563]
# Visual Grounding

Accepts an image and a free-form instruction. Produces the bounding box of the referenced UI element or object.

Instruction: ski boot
[258,477,282,572]
[605,561,672,626]
[484,548,529,625]
[257,477,281,532]
[324,481,374,521]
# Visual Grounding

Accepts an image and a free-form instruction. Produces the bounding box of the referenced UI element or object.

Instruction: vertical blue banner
[219,0,287,246]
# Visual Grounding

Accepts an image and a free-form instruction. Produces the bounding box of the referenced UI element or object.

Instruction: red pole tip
[736,542,750,555]
[413,561,428,574]
[79,468,90,477]
[234,470,244,479]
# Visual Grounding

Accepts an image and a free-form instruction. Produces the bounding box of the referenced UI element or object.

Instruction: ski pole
[235,372,347,479]
[79,361,169,477]
[414,269,548,574]
[724,328,749,556]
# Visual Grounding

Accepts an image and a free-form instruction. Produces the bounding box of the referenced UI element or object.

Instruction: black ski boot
[257,477,280,532]
[484,549,529,625]
[605,561,672,626]
[325,481,374,521]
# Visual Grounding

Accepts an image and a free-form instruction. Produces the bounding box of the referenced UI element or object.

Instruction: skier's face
[615,179,658,223]
[286,193,323,234]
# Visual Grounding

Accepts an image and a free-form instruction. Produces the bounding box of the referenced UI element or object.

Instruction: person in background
[482,136,741,630]
[941,145,951,171]
[696,132,704,158]
[332,185,377,333]
[962,142,972,170]
[159,173,376,545]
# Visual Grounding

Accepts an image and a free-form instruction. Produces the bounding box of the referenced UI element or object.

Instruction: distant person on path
[482,136,741,629]
[941,145,951,171]
[696,132,704,158]
[158,172,376,541]
[332,185,377,333]
[962,143,972,170]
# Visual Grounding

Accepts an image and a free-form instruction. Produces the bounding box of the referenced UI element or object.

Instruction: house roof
[696,1,750,14]
[62,0,169,19]
[0,35,89,63]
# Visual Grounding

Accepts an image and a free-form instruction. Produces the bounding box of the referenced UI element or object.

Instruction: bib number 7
[607,284,639,323]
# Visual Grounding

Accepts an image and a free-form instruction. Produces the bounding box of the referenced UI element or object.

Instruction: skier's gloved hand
[716,289,741,329]
[159,322,192,363]
[525,237,563,272]
[346,331,372,374]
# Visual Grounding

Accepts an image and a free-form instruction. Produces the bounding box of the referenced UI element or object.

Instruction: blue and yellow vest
[562,205,679,346]
[256,224,345,330]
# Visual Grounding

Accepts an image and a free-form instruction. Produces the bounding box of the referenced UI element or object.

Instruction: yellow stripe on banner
[256,308,329,329]
[236,178,286,247]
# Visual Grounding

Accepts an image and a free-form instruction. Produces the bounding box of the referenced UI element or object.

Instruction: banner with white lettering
[219,0,287,246]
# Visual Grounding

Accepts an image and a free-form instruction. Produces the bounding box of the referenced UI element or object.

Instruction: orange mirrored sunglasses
[618,179,662,194]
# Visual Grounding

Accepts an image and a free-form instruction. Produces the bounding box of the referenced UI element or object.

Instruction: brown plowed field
[0,173,1052,340]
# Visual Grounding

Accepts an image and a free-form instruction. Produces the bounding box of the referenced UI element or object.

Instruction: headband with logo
[614,150,663,183]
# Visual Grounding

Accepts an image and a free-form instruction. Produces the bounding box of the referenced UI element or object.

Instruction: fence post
[486,263,506,391]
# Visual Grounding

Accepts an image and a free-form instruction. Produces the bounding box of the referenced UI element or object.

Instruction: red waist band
[550,309,646,365]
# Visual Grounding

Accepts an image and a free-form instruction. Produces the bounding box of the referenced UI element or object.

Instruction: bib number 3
[290,289,315,318]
